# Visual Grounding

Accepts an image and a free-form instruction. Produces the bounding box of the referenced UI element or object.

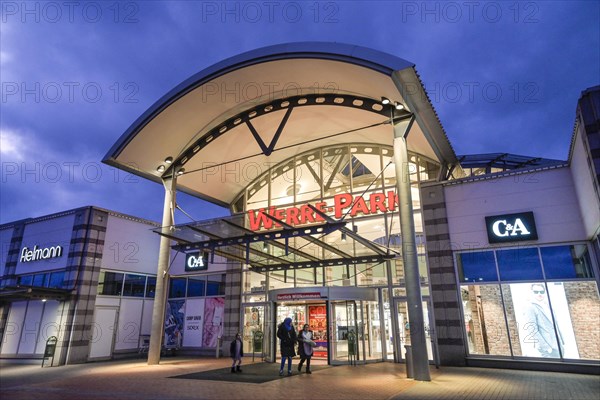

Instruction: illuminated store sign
[248,191,398,230]
[20,245,63,262]
[276,292,326,301]
[485,212,538,243]
[185,251,209,271]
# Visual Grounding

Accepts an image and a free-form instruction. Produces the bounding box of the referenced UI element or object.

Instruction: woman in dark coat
[297,324,314,374]
[276,317,297,376]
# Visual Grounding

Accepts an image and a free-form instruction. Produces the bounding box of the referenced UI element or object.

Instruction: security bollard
[216,336,222,358]
[404,345,414,378]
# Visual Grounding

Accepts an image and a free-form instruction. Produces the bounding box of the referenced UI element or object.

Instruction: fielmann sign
[247,191,399,230]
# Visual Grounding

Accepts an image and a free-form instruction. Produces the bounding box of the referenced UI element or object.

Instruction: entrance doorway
[276,302,328,360]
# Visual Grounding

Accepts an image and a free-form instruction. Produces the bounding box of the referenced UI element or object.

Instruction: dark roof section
[458,153,566,172]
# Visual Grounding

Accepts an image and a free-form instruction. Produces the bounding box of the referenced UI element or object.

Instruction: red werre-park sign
[247,191,399,230]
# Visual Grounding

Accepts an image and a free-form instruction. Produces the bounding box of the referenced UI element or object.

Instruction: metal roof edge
[103,42,415,164]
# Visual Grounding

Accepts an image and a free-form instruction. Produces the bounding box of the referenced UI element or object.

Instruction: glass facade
[235,144,440,363]
[457,244,600,360]
[236,144,438,292]
[97,270,156,298]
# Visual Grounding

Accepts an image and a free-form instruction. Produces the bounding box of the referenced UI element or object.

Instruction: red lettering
[370,193,387,213]
[350,196,370,217]
[273,208,285,227]
[334,193,353,218]
[300,205,316,225]
[387,191,398,211]
[314,202,327,222]
[248,209,274,231]
[286,207,300,226]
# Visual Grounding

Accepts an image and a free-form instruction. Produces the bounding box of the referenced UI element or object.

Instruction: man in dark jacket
[277,317,297,376]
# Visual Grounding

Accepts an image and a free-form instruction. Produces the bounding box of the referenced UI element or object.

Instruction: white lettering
[19,245,63,262]
[492,220,509,237]
[187,254,205,269]
[510,218,531,236]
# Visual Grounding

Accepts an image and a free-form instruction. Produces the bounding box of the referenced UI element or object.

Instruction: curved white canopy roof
[103,42,457,207]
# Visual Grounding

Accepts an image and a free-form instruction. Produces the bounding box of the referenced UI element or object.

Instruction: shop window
[18,275,33,286]
[559,281,600,360]
[497,248,543,281]
[123,274,146,297]
[169,278,187,298]
[206,274,225,296]
[541,245,594,279]
[243,268,265,293]
[32,273,48,287]
[187,276,206,297]
[295,268,315,287]
[146,276,156,298]
[48,271,65,289]
[457,251,498,282]
[98,271,124,296]
[460,284,511,356]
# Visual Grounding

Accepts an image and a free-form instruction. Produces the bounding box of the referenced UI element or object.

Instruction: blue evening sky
[1,1,598,224]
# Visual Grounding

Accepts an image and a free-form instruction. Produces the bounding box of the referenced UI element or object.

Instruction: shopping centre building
[1,43,599,376]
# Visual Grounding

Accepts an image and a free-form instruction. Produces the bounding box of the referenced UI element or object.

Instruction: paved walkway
[1,357,598,400]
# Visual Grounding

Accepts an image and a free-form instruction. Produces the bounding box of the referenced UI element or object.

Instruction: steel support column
[148,176,176,365]
[392,115,431,381]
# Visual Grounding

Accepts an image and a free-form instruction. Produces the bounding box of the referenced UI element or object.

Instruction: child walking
[230,332,244,373]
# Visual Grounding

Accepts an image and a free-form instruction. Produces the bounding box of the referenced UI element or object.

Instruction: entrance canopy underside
[104,42,458,207]
[155,212,398,272]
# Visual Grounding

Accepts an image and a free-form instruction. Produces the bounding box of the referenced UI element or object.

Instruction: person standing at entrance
[277,317,297,376]
[297,324,315,374]
[230,332,244,373]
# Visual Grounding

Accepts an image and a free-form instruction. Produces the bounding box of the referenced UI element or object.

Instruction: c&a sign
[485,212,538,244]
[185,251,209,272]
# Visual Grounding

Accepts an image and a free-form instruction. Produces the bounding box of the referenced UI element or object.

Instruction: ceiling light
[157,165,165,173]
[176,168,185,175]
[165,157,173,164]
[341,232,347,242]
[395,102,405,110]
[381,97,390,105]
[263,243,268,252]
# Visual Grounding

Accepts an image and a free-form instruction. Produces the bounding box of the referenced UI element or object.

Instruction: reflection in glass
[497,248,543,281]
[459,284,511,356]
[98,271,124,296]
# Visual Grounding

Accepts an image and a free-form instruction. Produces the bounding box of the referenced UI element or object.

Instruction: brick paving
[1,357,598,400]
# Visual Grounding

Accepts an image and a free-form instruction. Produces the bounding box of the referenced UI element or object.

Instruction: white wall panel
[141,300,154,336]
[88,307,118,359]
[18,301,44,354]
[34,300,62,354]
[1,302,27,354]
[114,298,143,350]
[445,168,586,249]
[102,215,159,274]
[570,124,600,238]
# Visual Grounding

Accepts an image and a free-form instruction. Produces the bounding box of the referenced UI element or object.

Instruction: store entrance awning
[153,212,399,271]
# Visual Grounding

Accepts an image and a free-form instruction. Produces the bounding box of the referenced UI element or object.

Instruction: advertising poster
[309,305,327,358]
[183,298,205,347]
[203,297,224,347]
[510,282,578,359]
[165,299,185,348]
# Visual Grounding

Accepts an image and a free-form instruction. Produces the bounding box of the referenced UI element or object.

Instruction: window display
[458,244,600,361]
